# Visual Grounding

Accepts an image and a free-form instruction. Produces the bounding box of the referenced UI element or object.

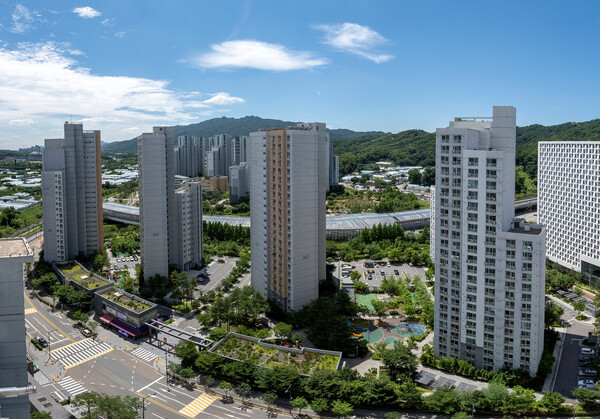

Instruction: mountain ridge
[101,116,388,153]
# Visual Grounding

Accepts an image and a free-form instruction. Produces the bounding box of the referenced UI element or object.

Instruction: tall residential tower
[433,107,545,375]
[42,123,103,263]
[248,123,327,312]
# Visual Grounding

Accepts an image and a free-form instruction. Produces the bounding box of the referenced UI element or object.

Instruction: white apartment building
[229,162,249,204]
[174,180,203,271]
[248,123,327,312]
[538,141,600,282]
[433,106,546,375]
[138,127,177,279]
[0,238,33,418]
[42,123,103,263]
[325,139,339,190]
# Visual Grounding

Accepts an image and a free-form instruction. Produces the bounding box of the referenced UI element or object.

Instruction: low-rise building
[94,287,157,338]
[202,176,229,193]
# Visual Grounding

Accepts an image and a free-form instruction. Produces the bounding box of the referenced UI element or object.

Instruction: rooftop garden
[213,334,340,375]
[60,263,108,289]
[103,289,152,313]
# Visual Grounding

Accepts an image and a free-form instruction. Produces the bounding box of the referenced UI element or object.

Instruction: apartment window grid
[539,142,600,272]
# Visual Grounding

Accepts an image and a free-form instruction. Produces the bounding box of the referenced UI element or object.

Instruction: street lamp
[284,384,292,401]
[141,393,156,419]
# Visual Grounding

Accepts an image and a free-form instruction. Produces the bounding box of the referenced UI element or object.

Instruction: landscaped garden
[60,263,108,289]
[213,334,340,375]
[104,289,152,313]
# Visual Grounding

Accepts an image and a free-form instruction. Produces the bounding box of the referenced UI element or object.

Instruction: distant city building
[174,135,204,178]
[231,135,248,165]
[229,162,249,204]
[433,107,546,375]
[202,176,229,193]
[249,122,327,312]
[174,180,203,271]
[326,138,339,190]
[19,144,44,153]
[0,238,33,418]
[42,122,104,263]
[538,141,600,283]
[28,151,42,161]
[138,126,178,279]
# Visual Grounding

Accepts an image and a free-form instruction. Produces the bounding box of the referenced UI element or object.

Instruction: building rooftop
[0,238,32,258]
[507,218,544,235]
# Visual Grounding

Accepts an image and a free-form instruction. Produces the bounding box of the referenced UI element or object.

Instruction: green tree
[255,365,299,393]
[371,300,388,321]
[425,387,460,414]
[173,340,199,368]
[420,166,435,186]
[235,382,252,404]
[450,413,470,419]
[381,340,417,379]
[72,392,140,419]
[290,332,304,348]
[573,300,586,314]
[407,169,421,185]
[200,375,214,392]
[218,381,232,400]
[310,398,329,418]
[544,301,564,328]
[195,352,224,374]
[572,387,599,410]
[31,412,53,419]
[331,400,353,418]
[353,281,369,294]
[72,392,99,419]
[349,270,361,281]
[263,391,278,413]
[92,252,110,272]
[501,385,535,415]
[73,310,89,324]
[86,321,98,334]
[273,322,293,340]
[537,391,566,413]
[208,327,228,342]
[291,396,309,415]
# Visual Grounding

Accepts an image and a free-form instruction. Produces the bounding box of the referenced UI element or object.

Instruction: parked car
[580,356,595,362]
[367,274,373,280]
[133,256,138,261]
[394,269,400,275]
[387,262,391,267]
[578,379,598,386]
[580,360,593,367]
[579,369,597,376]
[37,337,48,348]
[380,270,385,275]
[581,348,596,355]
[81,329,93,338]
[113,265,118,270]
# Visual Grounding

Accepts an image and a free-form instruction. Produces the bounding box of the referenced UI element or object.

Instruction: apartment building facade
[174,135,204,178]
[248,123,327,312]
[42,123,103,263]
[174,180,203,271]
[229,162,249,204]
[433,106,545,375]
[538,141,600,283]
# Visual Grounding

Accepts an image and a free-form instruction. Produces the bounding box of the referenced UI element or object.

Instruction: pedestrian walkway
[179,393,218,417]
[25,307,37,315]
[51,338,113,370]
[130,347,157,363]
[58,376,88,397]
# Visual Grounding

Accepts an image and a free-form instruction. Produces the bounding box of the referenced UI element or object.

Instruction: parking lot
[108,249,139,278]
[188,256,239,295]
[336,259,427,290]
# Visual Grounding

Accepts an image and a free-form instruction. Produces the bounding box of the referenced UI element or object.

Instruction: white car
[578,379,598,386]
[581,347,596,355]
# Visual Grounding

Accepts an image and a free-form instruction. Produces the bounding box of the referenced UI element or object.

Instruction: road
[551,296,595,399]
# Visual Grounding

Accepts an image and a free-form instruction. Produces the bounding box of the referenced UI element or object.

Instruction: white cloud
[9,118,34,126]
[11,4,35,33]
[101,18,114,26]
[114,31,126,38]
[314,23,393,63]
[73,7,101,19]
[0,42,244,145]
[203,92,244,106]
[192,40,328,71]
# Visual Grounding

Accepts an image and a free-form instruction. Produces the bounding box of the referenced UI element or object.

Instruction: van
[581,348,595,355]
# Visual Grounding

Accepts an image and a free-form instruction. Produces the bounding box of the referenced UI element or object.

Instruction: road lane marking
[131,347,158,363]
[23,293,75,343]
[51,338,91,353]
[136,376,164,393]
[25,307,37,315]
[135,392,188,418]
[100,336,109,341]
[50,374,57,381]
[179,393,218,417]
[58,376,88,397]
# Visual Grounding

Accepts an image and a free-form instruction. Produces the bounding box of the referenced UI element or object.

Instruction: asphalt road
[552,298,595,399]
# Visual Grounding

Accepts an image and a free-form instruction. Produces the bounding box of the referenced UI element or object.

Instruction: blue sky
[0,0,599,148]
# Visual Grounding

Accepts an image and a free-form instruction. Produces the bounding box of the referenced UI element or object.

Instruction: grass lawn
[355,293,380,311]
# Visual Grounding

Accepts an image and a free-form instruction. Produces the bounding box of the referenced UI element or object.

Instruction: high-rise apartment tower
[433,107,546,375]
[42,123,103,263]
[248,123,327,312]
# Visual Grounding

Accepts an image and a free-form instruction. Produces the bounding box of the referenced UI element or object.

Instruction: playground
[351,319,427,347]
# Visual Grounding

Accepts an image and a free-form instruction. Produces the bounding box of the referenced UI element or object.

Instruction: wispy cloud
[314,23,393,63]
[101,18,114,26]
[114,31,127,38]
[192,40,328,71]
[11,4,36,33]
[0,42,244,144]
[73,6,101,19]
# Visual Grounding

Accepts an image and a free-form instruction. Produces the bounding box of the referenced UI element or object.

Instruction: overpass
[515,197,537,212]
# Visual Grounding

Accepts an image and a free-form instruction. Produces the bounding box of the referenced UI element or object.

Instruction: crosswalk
[58,376,88,397]
[51,338,113,370]
[131,347,157,363]
[179,393,218,417]
[24,307,37,315]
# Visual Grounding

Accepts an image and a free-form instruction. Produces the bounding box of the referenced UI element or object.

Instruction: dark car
[394,269,399,275]
[580,360,593,367]
[37,337,48,348]
[367,274,373,280]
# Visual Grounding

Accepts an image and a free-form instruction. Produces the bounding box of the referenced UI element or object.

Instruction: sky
[0,0,599,148]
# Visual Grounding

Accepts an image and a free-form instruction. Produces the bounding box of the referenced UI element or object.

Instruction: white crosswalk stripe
[58,376,88,397]
[131,347,157,363]
[24,307,37,315]
[51,339,113,370]
[179,393,218,417]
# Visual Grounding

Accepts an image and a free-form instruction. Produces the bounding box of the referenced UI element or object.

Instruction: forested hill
[334,119,600,177]
[101,116,387,153]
